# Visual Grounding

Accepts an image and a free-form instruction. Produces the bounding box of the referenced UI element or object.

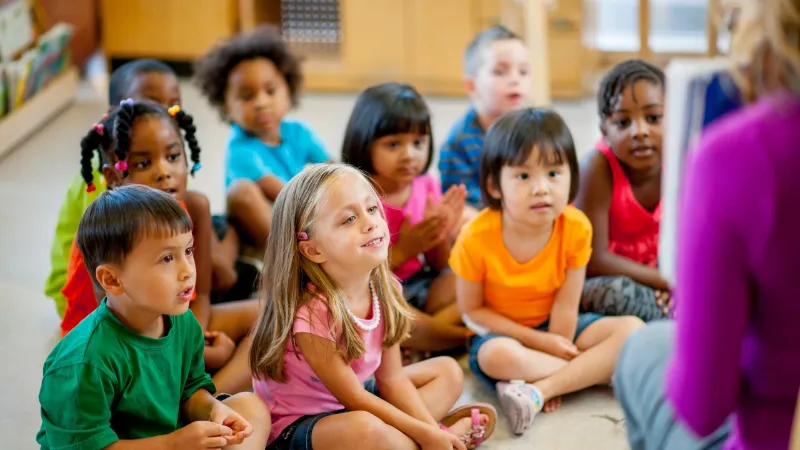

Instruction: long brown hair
[249,164,413,382]
[726,0,800,99]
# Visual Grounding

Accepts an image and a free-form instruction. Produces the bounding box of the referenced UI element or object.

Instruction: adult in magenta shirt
[613,88,800,450]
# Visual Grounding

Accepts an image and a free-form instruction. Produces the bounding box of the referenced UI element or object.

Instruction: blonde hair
[725,0,800,99]
[250,163,413,382]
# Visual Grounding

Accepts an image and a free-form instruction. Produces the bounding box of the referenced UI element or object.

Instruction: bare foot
[543,396,563,413]
[445,415,489,449]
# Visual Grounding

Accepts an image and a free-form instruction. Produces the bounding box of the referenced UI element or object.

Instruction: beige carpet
[0,79,629,449]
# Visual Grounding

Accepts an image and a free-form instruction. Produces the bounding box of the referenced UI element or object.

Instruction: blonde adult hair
[725,0,800,99]
[250,163,413,382]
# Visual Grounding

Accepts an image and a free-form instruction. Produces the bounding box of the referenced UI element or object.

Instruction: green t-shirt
[36,299,216,450]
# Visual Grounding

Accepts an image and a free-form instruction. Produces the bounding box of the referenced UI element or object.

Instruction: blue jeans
[266,379,380,450]
[468,313,604,388]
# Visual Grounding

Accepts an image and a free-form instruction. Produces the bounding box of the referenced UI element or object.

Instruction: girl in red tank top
[574,59,671,322]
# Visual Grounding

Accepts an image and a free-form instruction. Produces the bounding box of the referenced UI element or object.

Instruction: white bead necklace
[345,281,381,332]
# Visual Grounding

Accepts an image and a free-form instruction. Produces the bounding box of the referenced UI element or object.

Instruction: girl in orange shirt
[450,108,644,435]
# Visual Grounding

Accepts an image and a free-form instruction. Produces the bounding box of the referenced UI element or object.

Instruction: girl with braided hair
[63,100,258,394]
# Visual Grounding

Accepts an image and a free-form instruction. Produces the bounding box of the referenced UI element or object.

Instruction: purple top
[667,92,800,450]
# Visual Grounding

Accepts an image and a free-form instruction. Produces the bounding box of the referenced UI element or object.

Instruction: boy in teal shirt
[37,185,270,450]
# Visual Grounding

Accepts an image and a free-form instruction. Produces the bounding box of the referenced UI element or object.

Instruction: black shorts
[266,380,380,450]
[211,214,228,241]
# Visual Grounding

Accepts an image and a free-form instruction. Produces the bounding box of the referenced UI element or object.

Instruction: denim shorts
[402,266,439,310]
[266,379,380,450]
[468,313,604,388]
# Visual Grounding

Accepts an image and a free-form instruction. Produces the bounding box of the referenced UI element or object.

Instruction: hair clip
[86,182,96,193]
[168,105,181,117]
[191,162,202,173]
[120,98,134,107]
[101,113,109,120]
[296,232,309,241]
[114,160,128,171]
[92,123,105,136]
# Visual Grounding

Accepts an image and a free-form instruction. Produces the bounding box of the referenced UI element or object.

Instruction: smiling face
[223,57,291,140]
[113,230,196,317]
[468,39,531,121]
[118,115,189,200]
[370,131,431,186]
[602,80,665,172]
[489,146,572,229]
[303,172,390,276]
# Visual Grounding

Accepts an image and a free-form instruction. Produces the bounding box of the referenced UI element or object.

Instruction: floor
[0,79,629,449]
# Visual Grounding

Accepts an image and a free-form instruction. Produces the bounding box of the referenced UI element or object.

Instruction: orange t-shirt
[449,205,593,328]
[60,200,195,336]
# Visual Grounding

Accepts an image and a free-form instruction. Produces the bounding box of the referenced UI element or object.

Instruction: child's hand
[208,400,254,445]
[167,420,233,449]
[535,333,580,360]
[203,331,235,370]
[431,186,467,235]
[396,214,445,258]
[655,289,672,315]
[419,426,467,450]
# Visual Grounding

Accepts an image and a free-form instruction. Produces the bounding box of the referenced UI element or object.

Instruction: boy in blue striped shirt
[439,26,531,232]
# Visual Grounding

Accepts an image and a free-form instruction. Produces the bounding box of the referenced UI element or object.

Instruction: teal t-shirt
[36,300,215,449]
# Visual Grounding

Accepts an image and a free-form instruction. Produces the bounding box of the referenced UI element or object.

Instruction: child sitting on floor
[573,59,671,321]
[451,108,643,435]
[249,164,497,450]
[37,185,270,450]
[62,100,257,394]
[439,25,531,235]
[341,82,471,353]
[194,25,332,248]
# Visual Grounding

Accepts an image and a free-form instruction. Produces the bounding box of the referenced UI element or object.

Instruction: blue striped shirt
[438,108,485,207]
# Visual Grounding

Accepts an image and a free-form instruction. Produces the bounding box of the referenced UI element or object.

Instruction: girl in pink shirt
[249,164,497,450]
[342,82,471,353]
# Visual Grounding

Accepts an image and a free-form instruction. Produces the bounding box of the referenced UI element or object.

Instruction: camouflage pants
[581,276,669,322]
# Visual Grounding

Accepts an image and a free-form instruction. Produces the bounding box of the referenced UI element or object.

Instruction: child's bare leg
[532,316,644,402]
[227,180,272,247]
[402,310,469,352]
[423,272,458,317]
[403,356,464,419]
[221,392,271,449]
[209,300,260,393]
[477,337,568,382]
[311,412,417,450]
[433,303,463,326]
[217,225,241,266]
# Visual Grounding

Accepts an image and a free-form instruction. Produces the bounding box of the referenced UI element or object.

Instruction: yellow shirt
[449,205,593,327]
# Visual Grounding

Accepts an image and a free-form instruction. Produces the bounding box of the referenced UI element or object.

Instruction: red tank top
[60,199,195,336]
[598,142,661,267]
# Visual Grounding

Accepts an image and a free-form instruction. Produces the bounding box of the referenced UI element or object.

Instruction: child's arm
[389,215,444,270]
[547,266,587,341]
[457,276,553,353]
[573,151,668,290]
[255,175,284,203]
[374,344,438,425]
[296,333,445,445]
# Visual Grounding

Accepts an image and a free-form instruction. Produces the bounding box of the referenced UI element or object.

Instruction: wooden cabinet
[100,0,239,60]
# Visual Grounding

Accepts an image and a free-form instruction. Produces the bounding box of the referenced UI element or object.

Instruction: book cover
[659,58,743,287]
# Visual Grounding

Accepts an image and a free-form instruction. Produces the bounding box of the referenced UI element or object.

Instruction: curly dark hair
[194,25,303,115]
[597,59,665,121]
[79,100,202,191]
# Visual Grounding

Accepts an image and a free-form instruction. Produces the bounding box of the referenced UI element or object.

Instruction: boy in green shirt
[36,185,270,450]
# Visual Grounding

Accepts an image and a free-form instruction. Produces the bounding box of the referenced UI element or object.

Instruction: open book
[659,58,743,287]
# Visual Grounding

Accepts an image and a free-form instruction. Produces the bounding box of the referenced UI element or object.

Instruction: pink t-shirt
[382,174,443,280]
[254,288,385,444]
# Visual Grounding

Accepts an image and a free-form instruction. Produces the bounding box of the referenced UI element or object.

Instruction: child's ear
[95,264,124,295]
[487,176,503,201]
[101,163,123,188]
[298,241,326,265]
[464,77,476,96]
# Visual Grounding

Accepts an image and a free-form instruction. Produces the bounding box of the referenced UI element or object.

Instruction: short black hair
[480,108,579,209]
[108,59,176,106]
[341,82,433,175]
[464,25,521,77]
[194,25,303,115]
[597,59,665,121]
[77,185,193,288]
[79,101,201,191]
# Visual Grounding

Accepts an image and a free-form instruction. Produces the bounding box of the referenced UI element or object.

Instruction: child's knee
[227,180,262,209]
[346,411,394,447]
[432,356,464,390]
[477,337,524,371]
[223,392,271,427]
[613,316,646,337]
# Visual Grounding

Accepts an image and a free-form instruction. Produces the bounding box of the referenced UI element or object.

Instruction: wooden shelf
[0,66,78,160]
